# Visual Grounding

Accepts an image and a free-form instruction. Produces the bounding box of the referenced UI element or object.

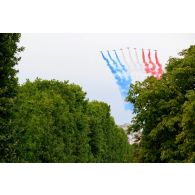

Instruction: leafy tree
[12,79,91,162]
[0,33,23,161]
[127,45,195,162]
[0,33,132,162]
[11,79,132,162]
[87,101,108,162]
[110,125,132,162]
[87,101,132,162]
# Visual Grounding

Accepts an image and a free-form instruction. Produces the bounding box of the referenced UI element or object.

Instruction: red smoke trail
[155,50,163,79]
[148,50,157,77]
[142,49,151,74]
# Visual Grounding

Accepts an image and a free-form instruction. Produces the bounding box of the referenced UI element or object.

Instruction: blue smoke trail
[107,51,122,72]
[113,50,132,98]
[100,51,133,110]
[114,50,128,72]
[101,51,125,85]
[100,51,122,85]
[107,51,117,67]
[107,50,125,82]
[100,51,116,74]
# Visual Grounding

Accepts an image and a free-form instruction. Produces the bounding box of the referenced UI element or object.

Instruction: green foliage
[87,101,132,162]
[11,79,89,162]
[177,90,195,162]
[0,33,24,162]
[127,45,195,162]
[87,101,109,162]
[10,79,131,162]
[0,33,132,162]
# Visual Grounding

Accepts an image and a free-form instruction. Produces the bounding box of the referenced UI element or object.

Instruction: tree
[87,101,132,162]
[0,33,132,162]
[87,101,108,162]
[11,79,91,162]
[0,33,23,161]
[127,45,195,162]
[11,79,132,162]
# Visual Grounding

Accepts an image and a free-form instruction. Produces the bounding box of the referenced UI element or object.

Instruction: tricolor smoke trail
[100,51,133,110]
[100,48,164,110]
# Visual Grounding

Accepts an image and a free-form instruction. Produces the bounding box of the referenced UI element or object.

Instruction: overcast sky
[17,33,195,124]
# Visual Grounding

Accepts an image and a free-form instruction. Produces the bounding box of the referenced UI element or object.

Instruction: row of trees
[0,33,132,162]
[127,45,195,162]
[1,33,194,163]
[11,79,132,162]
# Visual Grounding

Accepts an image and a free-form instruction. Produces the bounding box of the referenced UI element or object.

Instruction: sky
[17,33,195,125]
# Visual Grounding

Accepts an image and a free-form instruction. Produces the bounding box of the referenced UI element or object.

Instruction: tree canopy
[0,33,24,161]
[127,45,195,162]
[10,79,132,162]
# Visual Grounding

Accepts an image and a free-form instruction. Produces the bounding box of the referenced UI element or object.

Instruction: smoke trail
[134,48,145,73]
[120,49,128,67]
[114,50,128,72]
[113,50,133,110]
[155,50,163,79]
[100,51,127,87]
[113,50,131,82]
[120,49,133,75]
[107,50,117,67]
[100,51,126,88]
[114,50,132,86]
[100,51,117,74]
[107,50,125,81]
[142,49,151,74]
[126,47,142,82]
[121,48,137,82]
[148,50,157,76]
[127,47,137,67]
[100,51,133,110]
[107,51,122,73]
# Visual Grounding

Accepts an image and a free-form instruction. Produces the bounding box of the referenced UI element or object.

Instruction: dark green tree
[127,45,195,162]
[0,33,23,161]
